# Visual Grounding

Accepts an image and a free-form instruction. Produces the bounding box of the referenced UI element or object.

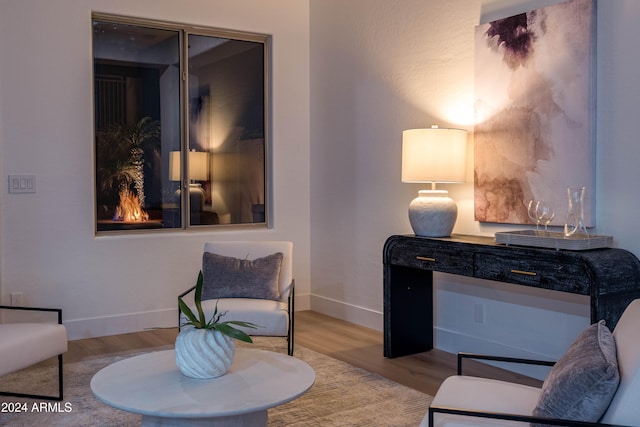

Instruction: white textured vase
[175,328,236,378]
[408,190,458,237]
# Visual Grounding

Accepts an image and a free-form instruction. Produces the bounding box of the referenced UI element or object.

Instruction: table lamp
[401,125,467,237]
[169,150,209,211]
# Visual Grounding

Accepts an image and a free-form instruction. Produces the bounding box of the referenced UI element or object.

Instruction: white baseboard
[65,308,177,340]
[66,293,312,340]
[294,292,311,311]
[309,293,383,331]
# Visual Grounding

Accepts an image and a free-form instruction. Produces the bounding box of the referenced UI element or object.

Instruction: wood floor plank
[65,328,178,363]
[65,310,542,396]
[295,311,542,395]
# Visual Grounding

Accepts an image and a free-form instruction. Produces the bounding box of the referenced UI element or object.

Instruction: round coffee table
[90,348,315,426]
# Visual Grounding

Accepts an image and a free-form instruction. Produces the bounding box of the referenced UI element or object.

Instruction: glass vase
[564,187,589,238]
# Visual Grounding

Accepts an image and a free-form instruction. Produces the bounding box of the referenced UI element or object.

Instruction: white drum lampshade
[169,151,209,182]
[169,150,210,211]
[402,126,467,237]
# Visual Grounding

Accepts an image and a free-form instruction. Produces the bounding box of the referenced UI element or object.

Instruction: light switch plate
[8,174,36,193]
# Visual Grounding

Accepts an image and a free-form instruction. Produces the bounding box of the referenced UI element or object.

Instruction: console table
[383,234,640,358]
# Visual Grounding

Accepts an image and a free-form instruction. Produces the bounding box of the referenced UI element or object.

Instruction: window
[93,14,269,233]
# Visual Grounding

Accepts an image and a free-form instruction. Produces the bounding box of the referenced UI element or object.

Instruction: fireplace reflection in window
[93,15,268,232]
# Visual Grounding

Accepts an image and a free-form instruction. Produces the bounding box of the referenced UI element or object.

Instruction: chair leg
[0,354,64,401]
[288,282,295,356]
[57,353,64,400]
[288,312,295,356]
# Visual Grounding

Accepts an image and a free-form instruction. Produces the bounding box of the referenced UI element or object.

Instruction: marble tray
[495,230,613,251]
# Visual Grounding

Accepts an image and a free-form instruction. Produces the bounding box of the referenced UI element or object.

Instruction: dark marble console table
[383,234,640,358]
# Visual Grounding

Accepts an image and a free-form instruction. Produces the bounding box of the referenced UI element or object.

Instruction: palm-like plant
[178,271,258,343]
[96,116,160,209]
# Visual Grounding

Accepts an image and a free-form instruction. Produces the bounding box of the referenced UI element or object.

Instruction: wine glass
[536,201,555,235]
[527,200,541,234]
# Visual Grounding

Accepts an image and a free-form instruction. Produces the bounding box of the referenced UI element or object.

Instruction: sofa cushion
[202,251,283,301]
[421,375,542,427]
[532,320,620,423]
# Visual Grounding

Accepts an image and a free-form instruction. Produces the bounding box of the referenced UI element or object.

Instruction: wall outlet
[10,292,23,306]
[474,303,485,324]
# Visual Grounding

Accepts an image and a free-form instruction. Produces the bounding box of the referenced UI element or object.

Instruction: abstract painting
[473,0,596,226]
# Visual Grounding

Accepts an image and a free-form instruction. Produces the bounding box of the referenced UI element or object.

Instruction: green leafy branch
[178,271,260,343]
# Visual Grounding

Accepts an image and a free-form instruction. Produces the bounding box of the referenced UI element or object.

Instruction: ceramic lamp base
[189,184,205,212]
[408,190,458,237]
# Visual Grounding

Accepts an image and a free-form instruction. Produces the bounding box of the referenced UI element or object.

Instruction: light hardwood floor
[66,310,542,396]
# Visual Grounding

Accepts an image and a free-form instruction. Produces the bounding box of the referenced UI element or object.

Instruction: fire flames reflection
[113,190,149,222]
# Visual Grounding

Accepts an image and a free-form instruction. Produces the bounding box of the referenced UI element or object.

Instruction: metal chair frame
[428,352,633,427]
[0,305,64,401]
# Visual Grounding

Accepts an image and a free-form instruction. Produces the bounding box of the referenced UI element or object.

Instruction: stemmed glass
[527,200,541,235]
[536,201,555,235]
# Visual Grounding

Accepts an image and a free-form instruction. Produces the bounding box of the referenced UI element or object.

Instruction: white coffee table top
[90,348,315,419]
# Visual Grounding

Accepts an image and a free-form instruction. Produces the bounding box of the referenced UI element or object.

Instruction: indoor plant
[96,116,160,214]
[176,271,258,378]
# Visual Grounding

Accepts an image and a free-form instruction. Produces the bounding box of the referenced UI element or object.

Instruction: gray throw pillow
[201,252,283,301]
[532,320,619,424]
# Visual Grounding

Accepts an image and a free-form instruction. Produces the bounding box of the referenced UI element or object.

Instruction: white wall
[310,0,640,368]
[2,0,639,365]
[0,0,310,339]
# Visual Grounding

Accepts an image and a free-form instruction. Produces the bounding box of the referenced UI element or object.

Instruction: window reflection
[93,16,268,233]
[187,35,266,226]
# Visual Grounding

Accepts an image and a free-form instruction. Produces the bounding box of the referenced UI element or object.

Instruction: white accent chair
[422,299,640,427]
[179,241,295,355]
[0,305,68,401]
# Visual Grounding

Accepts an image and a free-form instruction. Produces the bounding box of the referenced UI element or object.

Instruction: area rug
[0,339,431,426]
